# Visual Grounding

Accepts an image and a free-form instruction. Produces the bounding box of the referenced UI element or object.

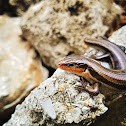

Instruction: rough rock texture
[0,15,46,117]
[20,0,121,69]
[3,69,108,126]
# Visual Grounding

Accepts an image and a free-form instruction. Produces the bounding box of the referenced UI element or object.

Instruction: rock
[109,25,126,47]
[20,0,121,69]
[3,69,108,126]
[0,15,46,119]
[40,98,56,119]
[42,66,49,81]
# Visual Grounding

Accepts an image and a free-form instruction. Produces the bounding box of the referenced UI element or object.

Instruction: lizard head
[57,56,88,76]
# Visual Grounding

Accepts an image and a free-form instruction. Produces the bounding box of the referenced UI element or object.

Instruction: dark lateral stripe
[88,68,126,89]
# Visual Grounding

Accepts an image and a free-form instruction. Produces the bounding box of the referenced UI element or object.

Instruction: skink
[84,38,126,71]
[57,38,126,95]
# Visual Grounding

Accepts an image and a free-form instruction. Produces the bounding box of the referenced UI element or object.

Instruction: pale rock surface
[0,15,47,114]
[3,69,108,126]
[42,66,49,81]
[109,25,126,48]
[20,0,121,68]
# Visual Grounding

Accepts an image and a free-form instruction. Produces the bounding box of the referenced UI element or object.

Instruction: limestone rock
[20,0,121,69]
[3,69,108,126]
[0,15,45,117]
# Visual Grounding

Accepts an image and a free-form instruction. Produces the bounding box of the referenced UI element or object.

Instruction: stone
[0,15,47,119]
[20,0,121,69]
[40,98,56,119]
[3,69,108,126]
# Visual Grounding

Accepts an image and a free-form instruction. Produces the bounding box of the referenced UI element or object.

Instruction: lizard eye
[67,63,75,68]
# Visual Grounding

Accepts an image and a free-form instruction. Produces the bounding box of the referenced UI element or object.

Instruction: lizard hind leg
[85,83,99,95]
[76,77,99,95]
